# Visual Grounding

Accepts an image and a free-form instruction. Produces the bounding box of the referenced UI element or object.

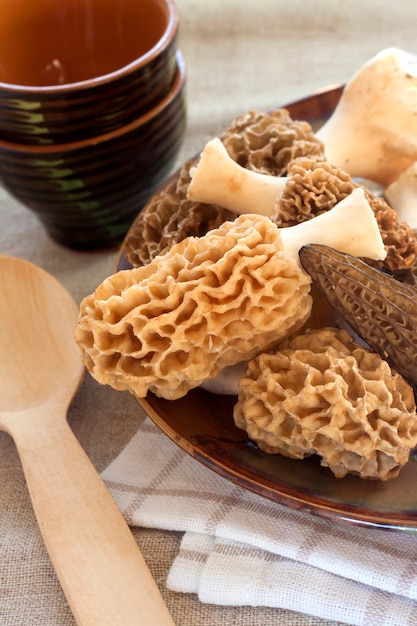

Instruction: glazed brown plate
[117,85,417,532]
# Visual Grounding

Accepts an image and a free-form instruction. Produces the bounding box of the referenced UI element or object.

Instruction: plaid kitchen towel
[101,418,417,626]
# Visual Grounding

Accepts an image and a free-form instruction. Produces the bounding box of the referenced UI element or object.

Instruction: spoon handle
[10,410,175,626]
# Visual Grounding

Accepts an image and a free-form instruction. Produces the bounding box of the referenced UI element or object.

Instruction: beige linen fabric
[1,1,417,624]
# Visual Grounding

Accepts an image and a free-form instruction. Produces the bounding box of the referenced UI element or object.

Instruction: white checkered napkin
[101,419,417,626]
[168,532,417,625]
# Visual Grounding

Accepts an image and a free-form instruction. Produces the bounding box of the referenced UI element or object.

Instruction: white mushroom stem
[384,162,417,230]
[187,137,287,215]
[316,48,417,186]
[280,187,387,265]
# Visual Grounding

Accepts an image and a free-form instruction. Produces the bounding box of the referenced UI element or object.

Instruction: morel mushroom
[219,107,325,175]
[233,328,417,480]
[299,243,417,387]
[75,215,313,401]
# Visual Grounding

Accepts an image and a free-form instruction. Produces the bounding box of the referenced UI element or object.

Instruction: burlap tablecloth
[1,1,417,624]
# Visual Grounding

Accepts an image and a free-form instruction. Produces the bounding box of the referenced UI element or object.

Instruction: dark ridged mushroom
[299,243,417,387]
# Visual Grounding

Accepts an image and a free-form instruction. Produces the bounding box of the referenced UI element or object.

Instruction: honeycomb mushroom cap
[75,214,312,401]
[219,109,325,175]
[275,157,354,227]
[233,327,417,480]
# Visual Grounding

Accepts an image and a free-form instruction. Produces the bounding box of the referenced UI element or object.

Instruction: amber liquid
[0,0,169,87]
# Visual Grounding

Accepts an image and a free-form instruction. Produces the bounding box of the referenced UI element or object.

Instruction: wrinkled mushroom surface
[75,215,312,401]
[299,244,417,386]
[219,108,325,175]
[233,328,417,480]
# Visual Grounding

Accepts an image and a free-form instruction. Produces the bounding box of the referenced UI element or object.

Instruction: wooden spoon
[0,255,175,626]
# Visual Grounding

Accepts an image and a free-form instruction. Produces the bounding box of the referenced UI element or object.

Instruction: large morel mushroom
[233,328,417,481]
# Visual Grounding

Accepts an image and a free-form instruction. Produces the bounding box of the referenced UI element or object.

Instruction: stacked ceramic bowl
[0,0,186,249]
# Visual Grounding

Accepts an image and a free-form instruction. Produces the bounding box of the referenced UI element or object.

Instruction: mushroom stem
[316,48,417,186]
[187,137,287,215]
[384,162,417,230]
[279,187,387,265]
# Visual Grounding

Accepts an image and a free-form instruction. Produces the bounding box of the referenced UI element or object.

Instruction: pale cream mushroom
[317,48,417,186]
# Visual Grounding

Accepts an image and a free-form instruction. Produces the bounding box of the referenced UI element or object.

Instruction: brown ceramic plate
[117,85,417,531]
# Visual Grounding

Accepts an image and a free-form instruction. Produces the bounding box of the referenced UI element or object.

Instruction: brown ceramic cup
[0,0,179,145]
[0,52,186,250]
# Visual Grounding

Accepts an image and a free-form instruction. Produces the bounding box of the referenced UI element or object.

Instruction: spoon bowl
[0,255,83,415]
[0,255,174,626]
